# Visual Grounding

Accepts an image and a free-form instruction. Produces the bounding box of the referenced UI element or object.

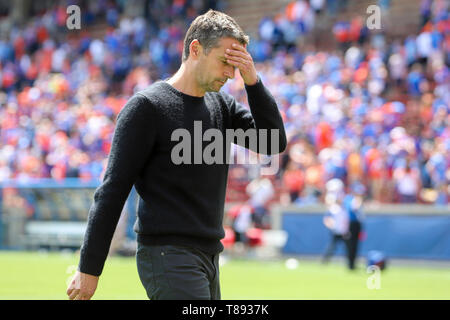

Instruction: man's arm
[232,78,287,154]
[224,43,287,155]
[68,94,156,299]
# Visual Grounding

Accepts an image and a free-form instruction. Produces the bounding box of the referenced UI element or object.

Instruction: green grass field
[0,250,449,300]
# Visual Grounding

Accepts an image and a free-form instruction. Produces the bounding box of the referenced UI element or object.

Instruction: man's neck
[166,63,205,97]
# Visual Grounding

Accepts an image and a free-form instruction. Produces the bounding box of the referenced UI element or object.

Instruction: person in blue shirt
[343,181,365,270]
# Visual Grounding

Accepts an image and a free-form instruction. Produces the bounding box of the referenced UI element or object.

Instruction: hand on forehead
[220,37,246,52]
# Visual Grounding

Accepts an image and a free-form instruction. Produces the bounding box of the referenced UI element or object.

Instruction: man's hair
[182,9,249,62]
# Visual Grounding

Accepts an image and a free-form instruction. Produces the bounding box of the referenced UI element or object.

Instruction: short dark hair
[182,9,249,61]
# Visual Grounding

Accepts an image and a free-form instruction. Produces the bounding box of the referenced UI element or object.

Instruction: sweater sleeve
[78,94,156,276]
[227,76,287,154]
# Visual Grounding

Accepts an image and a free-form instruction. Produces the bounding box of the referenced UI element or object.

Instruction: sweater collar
[159,80,206,103]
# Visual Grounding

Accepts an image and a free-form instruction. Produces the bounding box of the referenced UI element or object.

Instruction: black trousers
[322,233,347,264]
[347,221,362,270]
[136,243,221,300]
[322,221,361,270]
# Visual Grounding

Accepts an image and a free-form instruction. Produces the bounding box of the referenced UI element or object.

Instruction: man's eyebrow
[218,56,235,68]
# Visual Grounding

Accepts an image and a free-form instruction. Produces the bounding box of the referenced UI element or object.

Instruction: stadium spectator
[246,176,275,228]
[393,160,422,203]
[228,203,253,254]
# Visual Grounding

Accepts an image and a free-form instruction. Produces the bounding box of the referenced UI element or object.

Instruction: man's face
[195,37,239,92]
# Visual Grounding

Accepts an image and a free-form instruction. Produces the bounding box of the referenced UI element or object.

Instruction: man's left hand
[225,43,258,86]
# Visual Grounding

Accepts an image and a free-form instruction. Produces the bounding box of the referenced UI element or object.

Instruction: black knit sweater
[79,78,287,276]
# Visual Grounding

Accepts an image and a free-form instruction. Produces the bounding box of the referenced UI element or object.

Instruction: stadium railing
[0,178,138,250]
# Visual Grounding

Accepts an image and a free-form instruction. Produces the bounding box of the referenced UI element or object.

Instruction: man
[67,10,286,300]
[321,178,350,265]
[342,181,365,270]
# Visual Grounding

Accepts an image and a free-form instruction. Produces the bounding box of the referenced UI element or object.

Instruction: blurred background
[0,0,448,299]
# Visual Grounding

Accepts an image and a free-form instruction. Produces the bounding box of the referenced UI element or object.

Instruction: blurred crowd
[0,0,448,206]
[0,0,224,181]
[226,0,449,206]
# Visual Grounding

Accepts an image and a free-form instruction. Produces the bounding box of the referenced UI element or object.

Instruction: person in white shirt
[321,179,351,265]
[394,161,421,203]
[246,177,275,228]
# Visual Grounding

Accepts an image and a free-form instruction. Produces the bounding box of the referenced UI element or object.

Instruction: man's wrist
[244,75,260,87]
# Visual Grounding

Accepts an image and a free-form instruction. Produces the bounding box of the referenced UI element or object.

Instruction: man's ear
[189,39,202,59]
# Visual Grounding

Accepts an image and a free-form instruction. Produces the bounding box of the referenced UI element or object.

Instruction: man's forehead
[213,37,243,52]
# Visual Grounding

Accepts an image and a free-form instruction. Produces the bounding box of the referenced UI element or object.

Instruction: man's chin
[206,84,222,92]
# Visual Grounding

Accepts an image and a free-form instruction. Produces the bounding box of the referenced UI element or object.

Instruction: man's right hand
[67,270,99,300]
